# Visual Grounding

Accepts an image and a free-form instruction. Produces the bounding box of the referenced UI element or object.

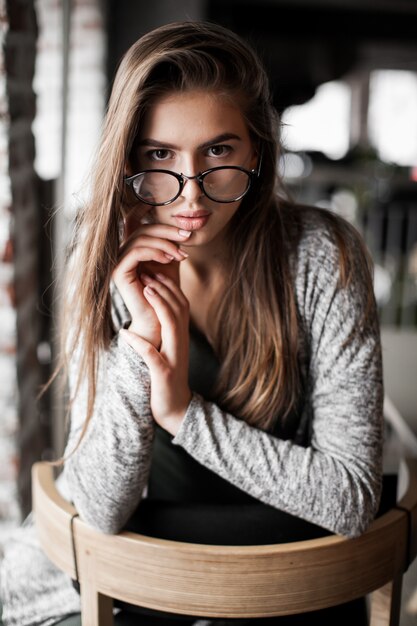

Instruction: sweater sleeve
[172,224,384,538]
[62,288,154,534]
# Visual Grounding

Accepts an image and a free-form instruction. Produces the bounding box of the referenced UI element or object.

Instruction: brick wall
[0,0,107,546]
[1,0,51,529]
[0,0,21,548]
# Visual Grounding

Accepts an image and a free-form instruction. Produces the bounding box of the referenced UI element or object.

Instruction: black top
[126,324,331,545]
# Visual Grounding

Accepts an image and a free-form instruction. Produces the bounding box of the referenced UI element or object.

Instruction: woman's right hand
[112,222,191,348]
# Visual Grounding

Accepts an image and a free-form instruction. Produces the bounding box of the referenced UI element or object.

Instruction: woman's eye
[148,149,172,161]
[207,145,231,158]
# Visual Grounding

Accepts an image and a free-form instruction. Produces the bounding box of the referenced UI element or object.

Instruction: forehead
[139,90,251,145]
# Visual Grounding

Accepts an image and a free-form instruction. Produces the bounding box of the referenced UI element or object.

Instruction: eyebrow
[137,133,242,151]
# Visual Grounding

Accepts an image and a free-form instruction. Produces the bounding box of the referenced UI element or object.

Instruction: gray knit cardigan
[0,210,384,626]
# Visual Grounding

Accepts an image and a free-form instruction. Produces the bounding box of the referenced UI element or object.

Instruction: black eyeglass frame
[124,152,263,206]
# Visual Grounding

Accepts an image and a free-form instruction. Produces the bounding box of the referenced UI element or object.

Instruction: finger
[143,285,188,360]
[119,329,165,375]
[131,222,192,241]
[142,259,181,286]
[141,274,185,318]
[118,236,189,264]
[113,246,182,283]
[120,234,189,260]
[153,272,189,308]
[121,225,192,254]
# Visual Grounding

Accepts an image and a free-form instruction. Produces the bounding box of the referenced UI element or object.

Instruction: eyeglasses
[124,157,262,206]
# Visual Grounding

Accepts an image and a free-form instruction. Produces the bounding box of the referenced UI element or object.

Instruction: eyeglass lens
[131,168,251,205]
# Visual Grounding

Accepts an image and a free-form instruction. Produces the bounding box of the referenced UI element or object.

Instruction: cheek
[124,205,159,240]
[222,201,242,223]
[152,207,181,226]
[141,207,158,224]
[124,211,145,239]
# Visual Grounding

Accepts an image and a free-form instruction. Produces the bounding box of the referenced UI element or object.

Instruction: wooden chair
[32,459,417,626]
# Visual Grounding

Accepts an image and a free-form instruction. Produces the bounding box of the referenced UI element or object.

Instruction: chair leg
[80,582,114,626]
[370,575,403,626]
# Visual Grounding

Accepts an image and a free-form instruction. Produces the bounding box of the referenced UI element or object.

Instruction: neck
[180,233,230,283]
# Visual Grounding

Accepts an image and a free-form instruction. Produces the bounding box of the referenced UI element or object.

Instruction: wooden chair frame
[32,459,417,626]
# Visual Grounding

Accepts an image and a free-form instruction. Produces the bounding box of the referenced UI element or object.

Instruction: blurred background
[1,0,417,612]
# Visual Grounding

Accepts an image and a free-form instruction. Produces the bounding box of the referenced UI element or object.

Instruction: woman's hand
[112,222,191,348]
[119,272,191,436]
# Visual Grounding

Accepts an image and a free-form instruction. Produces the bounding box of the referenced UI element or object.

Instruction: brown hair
[55,20,375,460]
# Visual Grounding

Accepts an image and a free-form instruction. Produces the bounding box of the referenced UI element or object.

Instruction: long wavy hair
[57,20,375,458]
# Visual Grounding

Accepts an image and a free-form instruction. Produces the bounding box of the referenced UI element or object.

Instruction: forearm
[173,390,383,538]
[63,334,154,533]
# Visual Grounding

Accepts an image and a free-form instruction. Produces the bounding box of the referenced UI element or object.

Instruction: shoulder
[287,203,364,267]
[285,203,374,323]
[287,203,370,281]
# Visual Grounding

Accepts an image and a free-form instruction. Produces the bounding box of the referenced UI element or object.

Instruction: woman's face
[133,90,257,249]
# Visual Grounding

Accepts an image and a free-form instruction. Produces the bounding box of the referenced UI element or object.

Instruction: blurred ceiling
[107,0,417,112]
[207,0,417,112]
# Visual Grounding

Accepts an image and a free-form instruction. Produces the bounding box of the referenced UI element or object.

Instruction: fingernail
[178,249,189,258]
[178,229,192,238]
[140,273,152,283]
[144,285,156,295]
[164,253,175,260]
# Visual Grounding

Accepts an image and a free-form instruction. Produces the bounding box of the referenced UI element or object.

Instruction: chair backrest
[32,459,417,626]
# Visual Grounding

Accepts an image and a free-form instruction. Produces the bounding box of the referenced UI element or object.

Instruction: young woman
[0,20,383,626]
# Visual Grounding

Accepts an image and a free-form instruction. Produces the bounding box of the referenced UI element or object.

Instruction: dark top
[127,324,331,545]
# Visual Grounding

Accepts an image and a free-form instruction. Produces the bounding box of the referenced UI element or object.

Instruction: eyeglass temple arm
[255,147,264,176]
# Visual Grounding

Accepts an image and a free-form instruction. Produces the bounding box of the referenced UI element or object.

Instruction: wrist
[127,323,161,349]
[163,391,192,436]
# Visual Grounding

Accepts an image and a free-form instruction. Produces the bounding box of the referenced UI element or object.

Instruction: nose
[180,173,203,202]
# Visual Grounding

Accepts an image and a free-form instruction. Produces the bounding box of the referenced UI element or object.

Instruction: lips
[173,211,211,231]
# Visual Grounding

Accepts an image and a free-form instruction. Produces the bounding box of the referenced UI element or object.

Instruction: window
[368,70,417,167]
[281,81,351,160]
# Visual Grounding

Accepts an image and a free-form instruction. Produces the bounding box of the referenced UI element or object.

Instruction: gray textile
[0,210,384,625]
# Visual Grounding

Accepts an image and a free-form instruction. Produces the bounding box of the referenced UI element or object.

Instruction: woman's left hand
[119,271,192,436]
